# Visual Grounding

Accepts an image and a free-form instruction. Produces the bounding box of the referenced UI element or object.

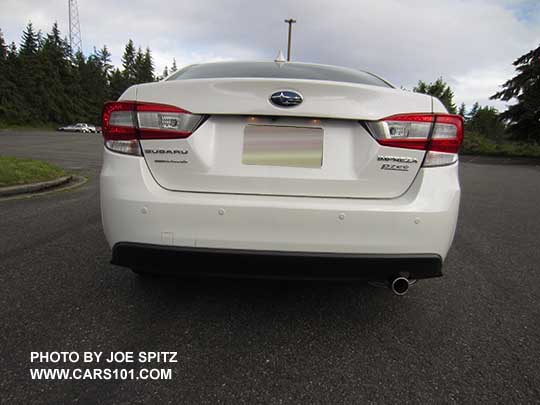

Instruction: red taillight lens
[102,101,203,140]
[367,113,464,153]
[102,101,204,155]
[102,101,137,141]
[429,114,464,153]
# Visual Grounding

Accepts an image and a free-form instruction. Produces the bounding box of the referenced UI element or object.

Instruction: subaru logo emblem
[270,91,303,107]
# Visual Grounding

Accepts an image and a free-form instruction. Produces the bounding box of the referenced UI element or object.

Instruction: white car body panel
[101,148,459,258]
[132,78,432,121]
[432,97,449,113]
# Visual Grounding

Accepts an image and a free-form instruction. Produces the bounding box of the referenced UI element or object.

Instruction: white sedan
[100,61,462,295]
[57,123,97,133]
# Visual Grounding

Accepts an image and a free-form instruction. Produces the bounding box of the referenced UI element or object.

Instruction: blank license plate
[242,125,323,168]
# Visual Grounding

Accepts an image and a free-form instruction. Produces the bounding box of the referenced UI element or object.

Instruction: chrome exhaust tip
[390,277,410,296]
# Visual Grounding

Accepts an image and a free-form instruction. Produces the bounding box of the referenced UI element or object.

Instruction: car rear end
[100,62,462,283]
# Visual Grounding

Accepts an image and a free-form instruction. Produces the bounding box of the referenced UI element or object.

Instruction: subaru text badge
[270,91,303,107]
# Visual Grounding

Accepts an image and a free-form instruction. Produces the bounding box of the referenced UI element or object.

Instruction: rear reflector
[104,139,142,156]
[102,101,204,155]
[423,151,458,167]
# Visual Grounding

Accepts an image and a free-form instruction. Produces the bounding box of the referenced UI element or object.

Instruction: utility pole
[284,18,296,62]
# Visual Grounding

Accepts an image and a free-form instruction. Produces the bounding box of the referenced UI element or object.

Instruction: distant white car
[57,123,97,133]
[100,61,463,295]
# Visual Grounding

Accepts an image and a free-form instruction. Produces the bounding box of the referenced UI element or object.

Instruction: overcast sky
[2,0,540,111]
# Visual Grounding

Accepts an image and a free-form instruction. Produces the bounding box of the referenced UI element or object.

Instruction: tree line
[1,22,539,144]
[413,41,540,144]
[0,22,176,126]
[412,78,507,142]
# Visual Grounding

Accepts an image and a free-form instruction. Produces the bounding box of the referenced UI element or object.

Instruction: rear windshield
[167,62,391,88]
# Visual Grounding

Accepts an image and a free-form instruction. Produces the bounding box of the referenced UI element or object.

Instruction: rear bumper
[101,148,460,271]
[112,242,442,280]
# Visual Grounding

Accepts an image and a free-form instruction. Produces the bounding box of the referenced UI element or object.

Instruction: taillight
[366,113,464,167]
[102,101,204,155]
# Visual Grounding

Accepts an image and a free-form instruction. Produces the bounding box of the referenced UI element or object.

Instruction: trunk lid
[129,79,431,199]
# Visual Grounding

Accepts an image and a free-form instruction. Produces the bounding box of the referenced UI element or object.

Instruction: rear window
[167,62,391,88]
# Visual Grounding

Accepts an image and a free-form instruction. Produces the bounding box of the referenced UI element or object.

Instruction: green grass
[461,131,540,158]
[0,156,66,188]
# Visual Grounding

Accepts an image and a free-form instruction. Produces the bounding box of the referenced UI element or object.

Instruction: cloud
[1,0,539,110]
[450,65,517,111]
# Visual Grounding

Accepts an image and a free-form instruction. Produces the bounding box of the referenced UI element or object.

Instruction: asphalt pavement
[1,131,539,403]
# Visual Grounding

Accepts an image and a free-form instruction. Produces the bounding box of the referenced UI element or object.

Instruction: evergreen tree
[0,41,30,124]
[94,45,112,102]
[78,49,109,122]
[121,39,136,85]
[36,29,44,49]
[96,45,112,77]
[458,103,466,118]
[413,77,457,114]
[467,105,506,141]
[171,58,177,73]
[18,22,44,121]
[0,29,7,60]
[69,50,87,119]
[40,22,68,122]
[109,68,126,100]
[0,26,158,125]
[134,46,144,82]
[7,41,17,60]
[491,44,540,142]
[141,47,154,82]
[19,22,39,56]
[162,65,169,78]
[132,46,154,84]
[0,30,12,122]
[468,102,480,121]
[42,23,87,123]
